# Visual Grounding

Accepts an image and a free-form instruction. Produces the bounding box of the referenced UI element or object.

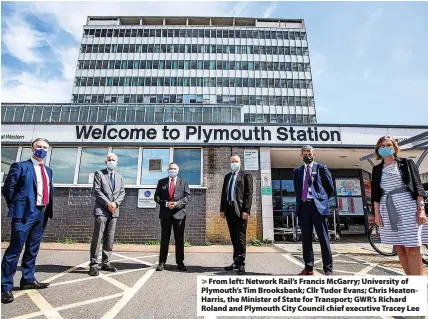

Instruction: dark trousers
[1,207,46,292]
[226,205,248,266]
[299,201,332,273]
[159,216,186,264]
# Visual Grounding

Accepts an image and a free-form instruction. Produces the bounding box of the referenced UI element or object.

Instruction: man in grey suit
[154,162,191,271]
[88,153,126,276]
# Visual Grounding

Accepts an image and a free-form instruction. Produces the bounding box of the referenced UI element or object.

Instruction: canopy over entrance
[359,130,428,175]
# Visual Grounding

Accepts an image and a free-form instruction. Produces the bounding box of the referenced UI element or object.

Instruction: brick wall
[203,147,262,243]
[1,145,263,245]
[1,188,206,245]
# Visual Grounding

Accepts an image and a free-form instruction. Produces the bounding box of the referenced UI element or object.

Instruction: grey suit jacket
[92,168,126,218]
[154,177,191,220]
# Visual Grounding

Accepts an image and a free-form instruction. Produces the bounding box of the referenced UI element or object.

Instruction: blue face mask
[106,161,117,169]
[168,169,178,177]
[231,163,241,172]
[378,147,395,158]
[33,148,47,159]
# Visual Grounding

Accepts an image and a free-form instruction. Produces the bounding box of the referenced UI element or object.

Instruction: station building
[1,16,427,244]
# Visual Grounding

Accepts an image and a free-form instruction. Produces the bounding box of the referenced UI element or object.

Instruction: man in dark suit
[88,153,126,276]
[1,138,54,304]
[220,155,253,275]
[154,162,191,271]
[293,145,335,276]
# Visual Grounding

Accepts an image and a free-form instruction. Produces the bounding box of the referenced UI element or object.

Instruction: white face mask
[106,161,117,169]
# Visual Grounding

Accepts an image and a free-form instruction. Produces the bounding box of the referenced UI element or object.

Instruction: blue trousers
[1,208,46,292]
[299,201,333,273]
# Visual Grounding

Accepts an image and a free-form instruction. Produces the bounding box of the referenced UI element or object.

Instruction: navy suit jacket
[293,162,334,216]
[2,160,54,219]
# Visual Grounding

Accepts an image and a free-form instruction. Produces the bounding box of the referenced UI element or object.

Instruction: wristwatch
[417,201,425,207]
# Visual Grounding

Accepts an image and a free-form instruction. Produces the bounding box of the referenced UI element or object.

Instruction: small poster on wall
[337,197,364,215]
[363,179,372,198]
[335,178,362,196]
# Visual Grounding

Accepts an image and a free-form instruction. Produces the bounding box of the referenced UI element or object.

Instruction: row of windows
[83,28,307,40]
[75,76,314,89]
[77,60,311,72]
[80,44,309,55]
[244,113,316,124]
[72,94,315,107]
[1,147,202,186]
[2,104,241,124]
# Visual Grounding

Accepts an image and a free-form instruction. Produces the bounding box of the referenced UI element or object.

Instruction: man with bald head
[220,155,253,275]
[88,153,126,276]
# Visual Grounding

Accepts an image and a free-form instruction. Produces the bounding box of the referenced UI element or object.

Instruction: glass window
[20,147,33,161]
[141,149,170,185]
[49,148,77,184]
[173,149,201,185]
[78,148,108,184]
[112,148,139,185]
[1,147,18,183]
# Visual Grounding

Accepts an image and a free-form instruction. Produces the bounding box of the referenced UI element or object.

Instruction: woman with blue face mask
[371,136,427,275]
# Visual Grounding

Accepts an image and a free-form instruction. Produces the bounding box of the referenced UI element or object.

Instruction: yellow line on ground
[101,269,156,319]
[281,254,322,276]
[49,267,148,288]
[9,293,125,319]
[355,265,374,275]
[98,272,130,291]
[26,290,63,319]
[111,252,154,266]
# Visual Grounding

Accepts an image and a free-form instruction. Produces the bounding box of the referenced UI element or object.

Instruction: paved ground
[1,242,427,319]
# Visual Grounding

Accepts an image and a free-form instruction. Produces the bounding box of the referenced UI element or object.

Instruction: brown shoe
[324,271,333,276]
[298,269,314,276]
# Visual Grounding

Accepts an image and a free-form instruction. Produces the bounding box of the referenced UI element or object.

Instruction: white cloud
[262,2,277,18]
[391,48,413,65]
[2,70,72,103]
[366,8,383,25]
[3,1,245,103]
[26,1,235,40]
[310,53,328,77]
[231,1,250,17]
[354,8,383,58]
[2,11,47,63]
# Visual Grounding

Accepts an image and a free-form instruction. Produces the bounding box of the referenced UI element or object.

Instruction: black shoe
[156,262,165,271]
[224,263,237,271]
[1,291,14,304]
[20,280,50,290]
[237,265,245,275]
[101,264,117,272]
[177,263,187,271]
[88,267,99,276]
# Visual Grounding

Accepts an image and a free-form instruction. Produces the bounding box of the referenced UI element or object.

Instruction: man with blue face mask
[154,162,191,271]
[1,138,53,304]
[88,153,126,276]
[220,155,253,275]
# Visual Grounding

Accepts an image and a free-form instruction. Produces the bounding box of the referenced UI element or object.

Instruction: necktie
[302,165,310,202]
[169,177,176,201]
[228,173,235,201]
[110,172,115,189]
[39,163,49,206]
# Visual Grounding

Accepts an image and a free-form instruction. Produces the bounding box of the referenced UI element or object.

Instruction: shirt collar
[31,157,43,165]
[304,162,314,169]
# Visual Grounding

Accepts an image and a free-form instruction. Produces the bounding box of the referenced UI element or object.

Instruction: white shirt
[31,157,50,205]
[302,162,314,199]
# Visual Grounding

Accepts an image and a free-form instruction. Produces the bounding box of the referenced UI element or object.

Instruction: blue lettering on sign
[144,191,151,197]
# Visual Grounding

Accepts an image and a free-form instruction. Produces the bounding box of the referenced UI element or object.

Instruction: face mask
[33,148,47,159]
[168,170,178,177]
[106,161,117,169]
[231,163,241,172]
[303,156,314,164]
[378,147,395,158]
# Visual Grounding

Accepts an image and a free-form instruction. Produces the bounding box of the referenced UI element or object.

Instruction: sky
[1,1,428,125]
